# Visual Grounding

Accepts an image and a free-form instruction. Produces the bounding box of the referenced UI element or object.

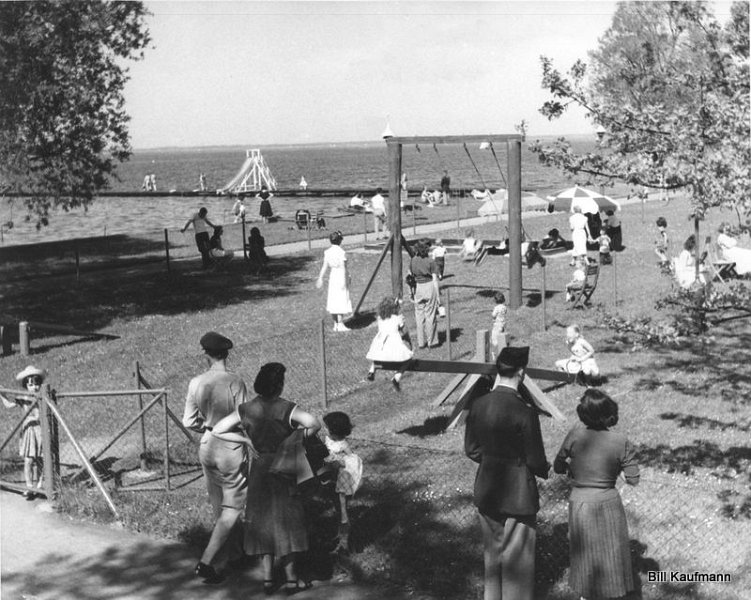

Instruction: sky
[122,1,733,149]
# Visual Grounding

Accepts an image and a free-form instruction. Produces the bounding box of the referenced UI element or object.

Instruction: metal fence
[2,315,749,599]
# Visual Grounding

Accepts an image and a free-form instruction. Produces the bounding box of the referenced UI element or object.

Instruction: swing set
[352,133,568,423]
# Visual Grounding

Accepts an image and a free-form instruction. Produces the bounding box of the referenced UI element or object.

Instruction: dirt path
[0,490,415,600]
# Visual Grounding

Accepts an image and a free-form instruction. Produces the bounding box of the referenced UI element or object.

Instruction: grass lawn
[1,194,750,599]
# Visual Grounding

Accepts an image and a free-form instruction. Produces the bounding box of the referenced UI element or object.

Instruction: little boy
[596,228,612,265]
[654,217,670,271]
[431,239,447,280]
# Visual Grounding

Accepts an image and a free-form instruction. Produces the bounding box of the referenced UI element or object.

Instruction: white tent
[477,190,548,216]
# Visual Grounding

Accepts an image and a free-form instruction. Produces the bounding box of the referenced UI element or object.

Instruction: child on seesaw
[322,411,363,553]
[555,324,601,385]
[490,291,508,357]
[366,297,414,391]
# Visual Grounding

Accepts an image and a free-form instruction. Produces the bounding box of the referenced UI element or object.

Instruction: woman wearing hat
[316,231,353,331]
[1,366,47,499]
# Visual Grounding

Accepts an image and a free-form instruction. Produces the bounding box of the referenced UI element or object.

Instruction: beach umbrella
[546,186,620,214]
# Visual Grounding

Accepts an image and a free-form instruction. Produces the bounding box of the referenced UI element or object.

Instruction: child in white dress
[322,411,363,553]
[366,297,414,391]
[1,366,46,499]
[555,324,600,385]
[491,292,508,356]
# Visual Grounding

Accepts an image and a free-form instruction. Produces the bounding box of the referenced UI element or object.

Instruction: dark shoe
[195,562,224,585]
[391,377,401,392]
[23,491,35,501]
[263,580,277,595]
[366,371,375,381]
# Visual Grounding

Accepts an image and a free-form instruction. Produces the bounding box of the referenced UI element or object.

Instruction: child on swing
[366,297,414,391]
[1,366,47,499]
[322,411,363,553]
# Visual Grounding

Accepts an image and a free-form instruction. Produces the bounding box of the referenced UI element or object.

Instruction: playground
[2,137,750,598]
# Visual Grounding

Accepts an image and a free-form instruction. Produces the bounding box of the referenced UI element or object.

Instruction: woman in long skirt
[554,389,640,599]
[316,231,353,331]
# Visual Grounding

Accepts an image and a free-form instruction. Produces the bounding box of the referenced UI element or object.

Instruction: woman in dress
[408,239,440,349]
[316,231,353,332]
[1,366,46,499]
[212,362,320,595]
[674,234,707,289]
[717,222,751,276]
[257,186,274,224]
[554,389,640,600]
[569,206,592,266]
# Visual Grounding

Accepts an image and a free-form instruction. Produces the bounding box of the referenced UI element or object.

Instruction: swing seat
[569,262,600,309]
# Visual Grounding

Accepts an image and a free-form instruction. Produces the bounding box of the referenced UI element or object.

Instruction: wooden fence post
[445,288,452,360]
[613,252,618,306]
[39,385,58,500]
[19,321,29,356]
[541,263,548,331]
[164,229,171,273]
[307,222,312,250]
[134,361,148,471]
[242,214,248,260]
[0,324,13,356]
[476,329,490,363]
[163,391,171,491]
[319,319,329,408]
[363,211,368,243]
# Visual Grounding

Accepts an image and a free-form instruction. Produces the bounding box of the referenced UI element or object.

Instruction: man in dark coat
[465,346,549,600]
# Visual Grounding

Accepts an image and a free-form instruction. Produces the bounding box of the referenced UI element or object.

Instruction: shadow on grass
[396,416,450,437]
[1,253,318,335]
[525,290,560,308]
[436,327,464,345]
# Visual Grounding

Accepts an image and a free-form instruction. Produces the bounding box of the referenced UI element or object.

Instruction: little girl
[247,226,268,275]
[555,324,600,385]
[366,297,414,391]
[322,411,363,553]
[565,259,587,302]
[1,366,46,499]
[490,291,508,356]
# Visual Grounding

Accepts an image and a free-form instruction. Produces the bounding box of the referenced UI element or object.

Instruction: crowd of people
[182,333,363,592]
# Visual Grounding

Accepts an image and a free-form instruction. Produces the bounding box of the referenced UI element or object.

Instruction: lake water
[1,137,628,246]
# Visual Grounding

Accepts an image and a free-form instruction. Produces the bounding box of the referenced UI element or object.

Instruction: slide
[217,156,253,194]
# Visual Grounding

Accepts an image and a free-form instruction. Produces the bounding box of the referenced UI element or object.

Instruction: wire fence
[2,314,749,599]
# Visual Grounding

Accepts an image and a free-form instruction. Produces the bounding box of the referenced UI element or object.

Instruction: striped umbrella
[546,186,620,214]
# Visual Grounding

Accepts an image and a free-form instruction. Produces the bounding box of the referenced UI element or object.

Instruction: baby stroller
[295,209,312,230]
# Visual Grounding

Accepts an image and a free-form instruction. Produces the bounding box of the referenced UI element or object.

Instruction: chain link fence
[2,315,748,599]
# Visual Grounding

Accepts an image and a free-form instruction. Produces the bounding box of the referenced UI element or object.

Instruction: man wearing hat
[464,346,550,600]
[182,332,249,583]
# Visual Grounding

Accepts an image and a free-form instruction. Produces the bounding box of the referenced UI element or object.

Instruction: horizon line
[133,133,596,153]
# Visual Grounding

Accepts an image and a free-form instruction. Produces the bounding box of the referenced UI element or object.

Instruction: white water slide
[217,149,277,194]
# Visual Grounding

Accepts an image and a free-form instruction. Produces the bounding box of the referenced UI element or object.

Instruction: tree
[0,1,150,228]
[531,1,750,223]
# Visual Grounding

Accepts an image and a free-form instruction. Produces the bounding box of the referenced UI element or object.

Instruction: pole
[134,361,148,471]
[541,263,547,331]
[242,214,247,260]
[507,140,523,309]
[445,288,452,360]
[306,221,312,250]
[456,194,461,231]
[412,193,416,236]
[163,391,171,491]
[319,318,329,408]
[75,243,80,282]
[19,321,29,356]
[363,211,368,243]
[476,329,490,363]
[613,252,618,306]
[39,385,57,500]
[164,229,170,273]
[387,140,403,299]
